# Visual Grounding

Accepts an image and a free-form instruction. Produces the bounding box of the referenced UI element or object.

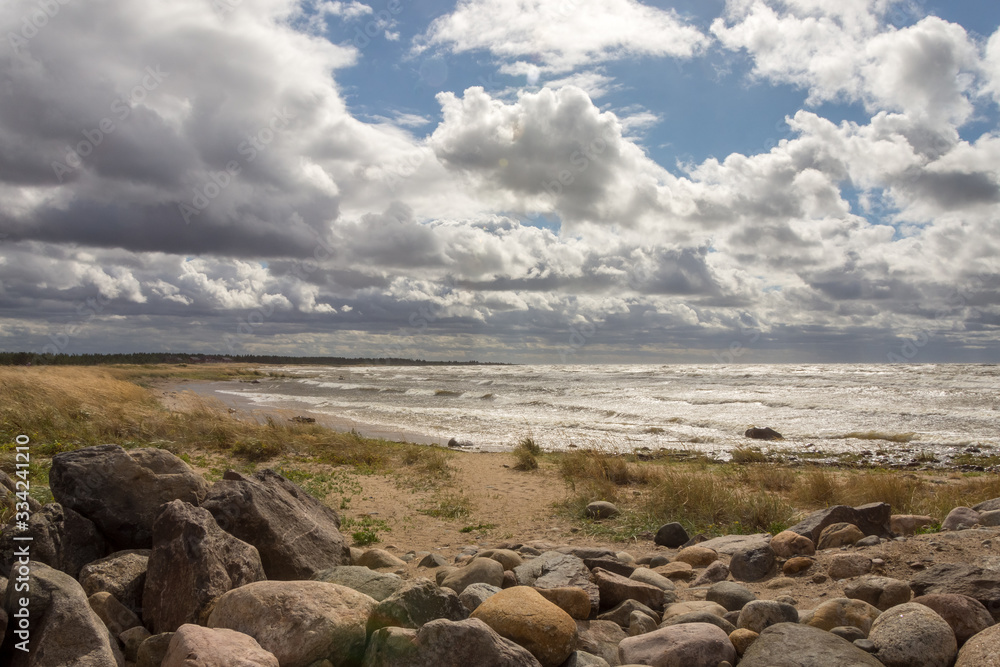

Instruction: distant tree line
[0,352,499,366]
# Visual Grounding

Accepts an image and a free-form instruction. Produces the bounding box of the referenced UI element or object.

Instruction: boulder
[363,618,542,667]
[817,522,865,549]
[50,444,209,549]
[783,557,815,576]
[89,591,142,636]
[868,602,957,667]
[787,503,892,544]
[942,507,981,531]
[696,533,772,555]
[575,620,626,666]
[584,557,634,578]
[628,610,658,636]
[912,593,996,646]
[661,610,736,635]
[729,542,776,582]
[419,553,449,568]
[629,568,676,592]
[805,597,882,635]
[650,561,694,581]
[471,586,577,667]
[661,601,727,623]
[706,581,757,612]
[357,548,408,570]
[137,632,174,667]
[955,623,1000,667]
[368,578,469,634]
[909,563,1000,622]
[562,651,610,667]
[200,468,350,580]
[478,549,524,571]
[843,576,912,611]
[691,560,730,586]
[534,586,592,620]
[460,582,502,612]
[314,565,405,601]
[441,557,505,594]
[673,546,717,567]
[770,530,815,558]
[143,499,266,633]
[1,561,123,666]
[162,624,279,667]
[79,550,149,612]
[980,510,1000,527]
[737,600,798,633]
[890,514,935,535]
[653,522,689,548]
[745,427,783,440]
[593,567,668,612]
[973,497,1000,513]
[208,580,376,667]
[597,599,660,627]
[729,627,758,656]
[585,501,620,520]
[827,554,873,580]
[618,623,736,667]
[738,622,884,666]
[120,625,152,662]
[513,552,600,616]
[0,503,106,579]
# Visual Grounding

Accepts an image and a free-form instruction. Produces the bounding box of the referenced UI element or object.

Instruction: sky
[1,0,999,364]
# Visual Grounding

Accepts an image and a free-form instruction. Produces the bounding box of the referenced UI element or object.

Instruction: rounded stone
[805,598,882,635]
[729,628,758,656]
[770,531,816,558]
[674,546,718,568]
[470,586,577,667]
[826,554,873,580]
[912,593,996,646]
[817,523,865,550]
[654,522,690,548]
[783,557,815,576]
[955,623,1000,666]
[736,600,798,634]
[843,576,912,611]
[618,622,736,667]
[942,507,981,532]
[868,602,957,667]
[729,542,776,582]
[586,501,620,520]
[441,558,505,595]
[706,581,757,612]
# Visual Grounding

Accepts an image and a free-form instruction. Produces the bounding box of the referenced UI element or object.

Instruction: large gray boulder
[514,552,600,615]
[0,503,106,579]
[973,497,1000,513]
[910,563,1000,622]
[143,500,266,633]
[208,580,376,667]
[618,623,736,667]
[50,445,209,549]
[367,578,469,635]
[738,622,884,666]
[200,469,350,580]
[1,561,124,666]
[867,602,957,667]
[79,550,149,613]
[362,618,542,667]
[786,503,892,543]
[956,623,1000,666]
[314,566,406,601]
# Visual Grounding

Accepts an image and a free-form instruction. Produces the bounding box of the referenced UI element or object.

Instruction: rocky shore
[1,444,999,666]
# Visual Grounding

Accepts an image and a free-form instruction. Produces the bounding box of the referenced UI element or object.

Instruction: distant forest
[0,352,499,366]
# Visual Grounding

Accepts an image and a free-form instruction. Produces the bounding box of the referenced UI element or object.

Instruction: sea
[192,363,1000,466]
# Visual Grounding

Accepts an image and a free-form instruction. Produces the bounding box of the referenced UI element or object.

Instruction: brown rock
[729,628,759,656]
[868,602,957,667]
[674,546,718,568]
[143,499,266,633]
[770,530,816,558]
[826,553,872,580]
[652,561,696,581]
[618,622,736,667]
[913,593,996,646]
[788,503,892,544]
[805,597,881,635]
[783,557,815,576]
[661,601,728,623]
[162,624,278,667]
[79,550,149,612]
[691,560,730,586]
[471,586,578,667]
[843,575,912,610]
[356,548,408,570]
[593,567,667,611]
[890,514,935,535]
[477,549,524,571]
[120,625,152,662]
[208,580,376,667]
[575,619,626,666]
[817,522,865,550]
[441,558,506,594]
[955,623,1000,667]
[364,618,542,667]
[89,591,142,636]
[534,586,592,620]
[942,507,981,531]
